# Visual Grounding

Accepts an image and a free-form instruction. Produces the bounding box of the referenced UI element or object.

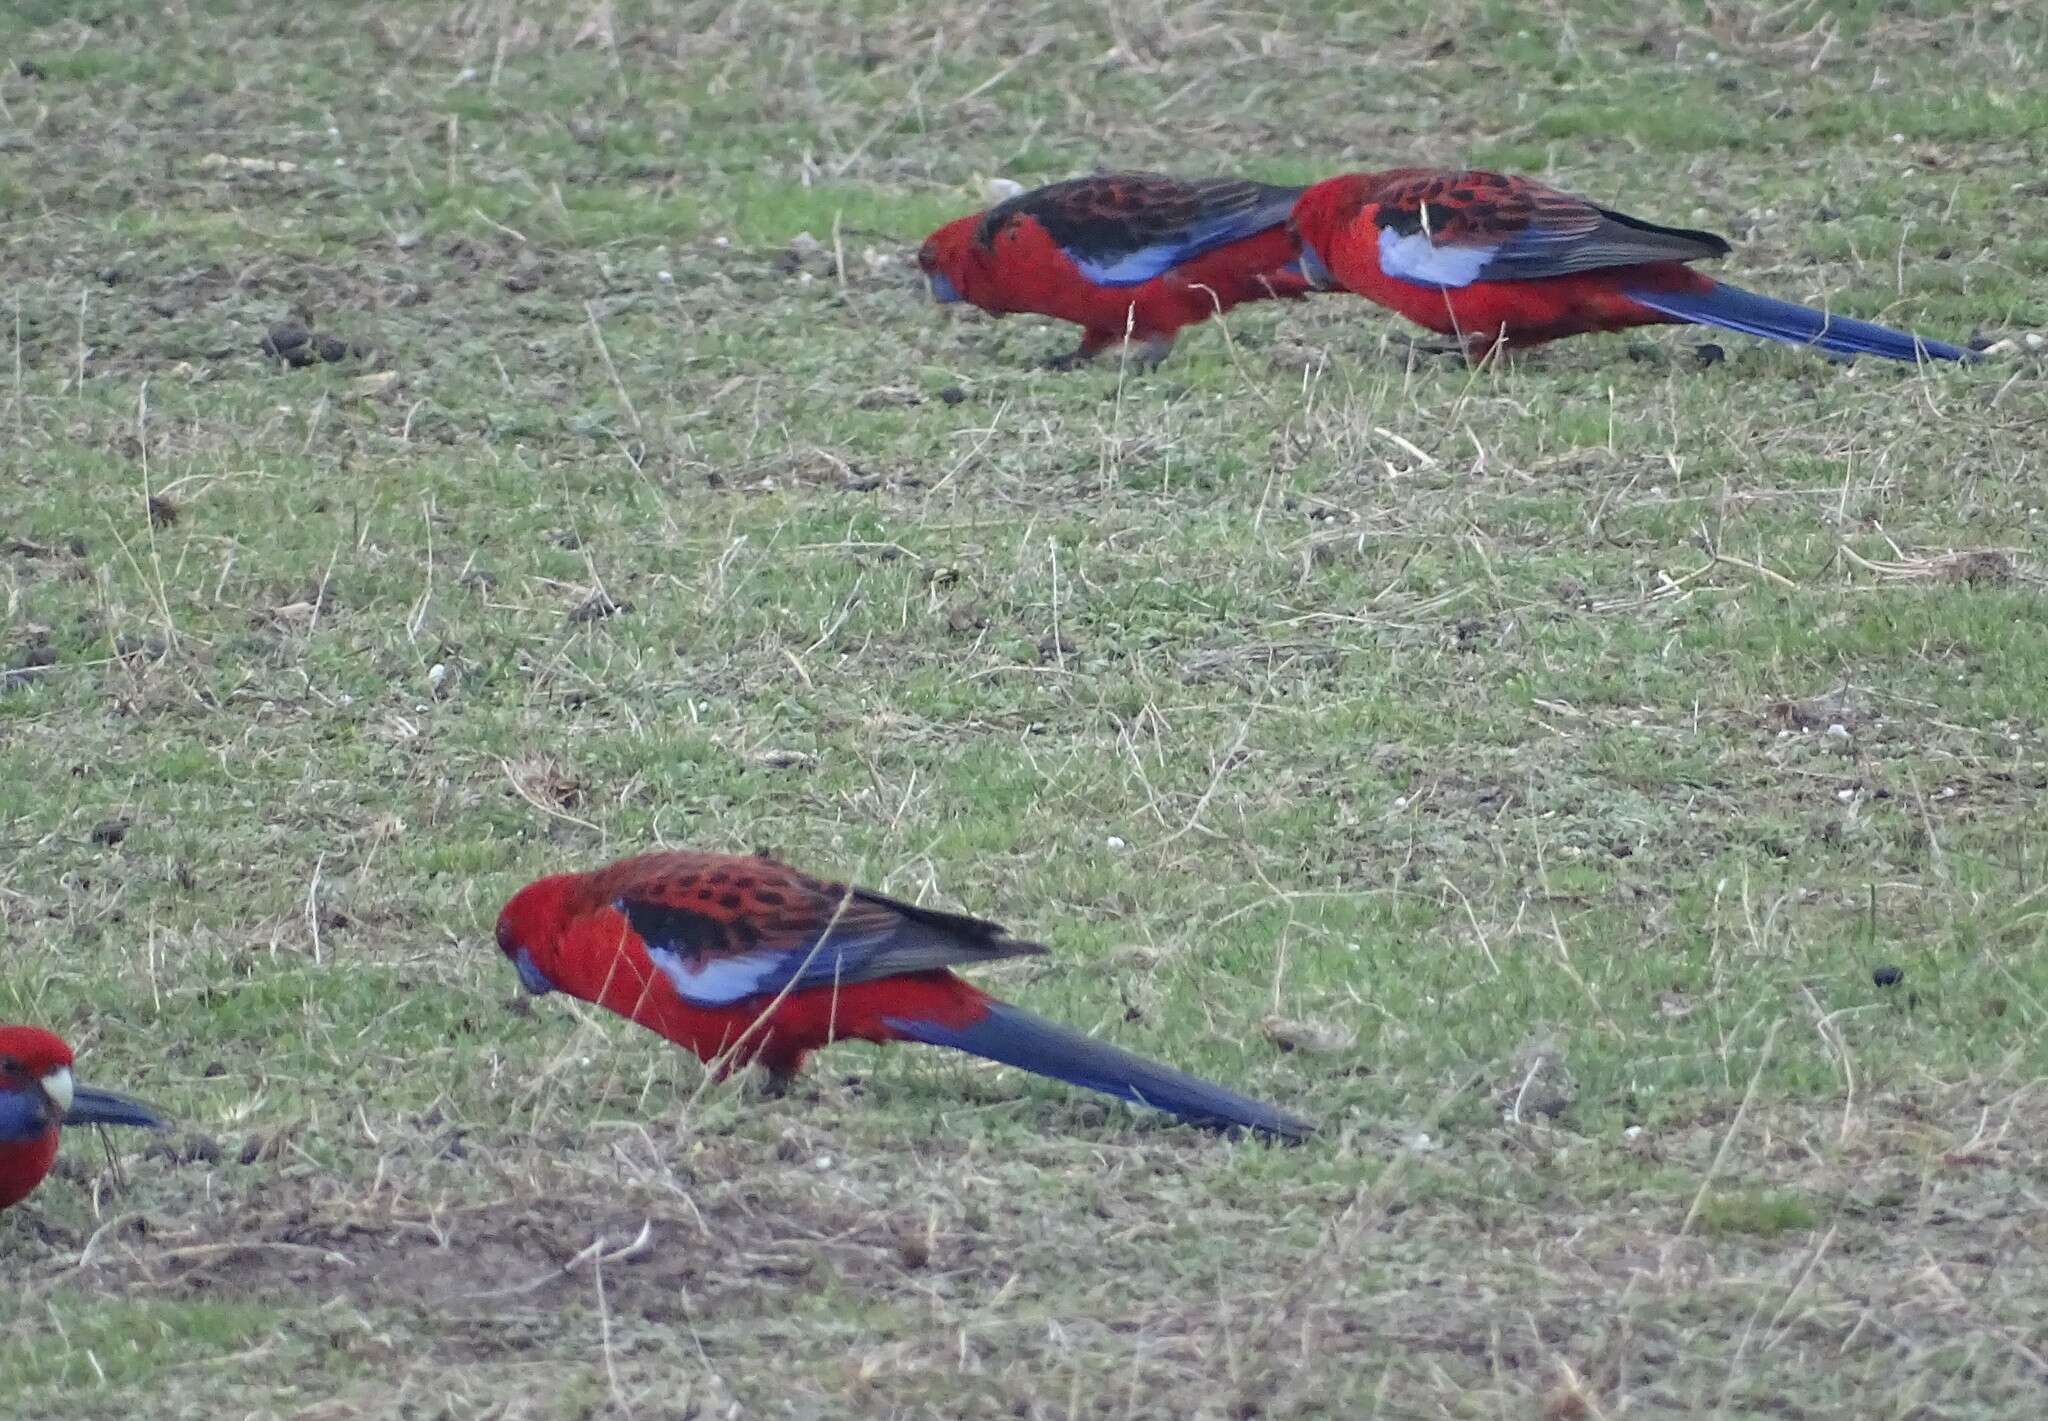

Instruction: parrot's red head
[0,1027,76,1128]
[496,874,583,996]
[1287,174,1379,288]
[0,1025,164,1172]
[917,213,989,307]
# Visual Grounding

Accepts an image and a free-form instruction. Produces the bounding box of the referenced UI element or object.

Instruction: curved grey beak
[1291,246,1336,291]
[513,948,555,996]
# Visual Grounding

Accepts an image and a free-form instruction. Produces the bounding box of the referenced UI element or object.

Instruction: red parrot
[495,851,1311,1139]
[1289,169,1973,363]
[917,173,1317,369]
[1,1025,168,1211]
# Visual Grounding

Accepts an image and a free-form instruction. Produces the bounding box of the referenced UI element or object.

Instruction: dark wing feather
[599,852,1045,1007]
[980,173,1305,287]
[1371,171,1730,287]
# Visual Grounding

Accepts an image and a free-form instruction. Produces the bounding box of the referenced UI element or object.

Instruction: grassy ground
[2,1,2045,1416]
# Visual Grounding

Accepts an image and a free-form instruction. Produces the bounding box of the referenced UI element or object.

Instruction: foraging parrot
[1288,169,1973,363]
[0,1025,168,1210]
[918,173,1317,370]
[494,851,1311,1139]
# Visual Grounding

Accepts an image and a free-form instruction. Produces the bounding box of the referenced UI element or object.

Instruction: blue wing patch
[645,931,898,1007]
[1070,204,1292,287]
[1377,227,1496,290]
[628,894,901,1008]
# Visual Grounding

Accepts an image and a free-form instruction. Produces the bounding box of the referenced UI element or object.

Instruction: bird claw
[1125,337,1176,372]
[1043,335,1174,372]
[1386,334,1468,361]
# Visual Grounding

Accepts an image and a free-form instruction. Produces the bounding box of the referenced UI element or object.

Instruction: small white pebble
[1836,788,1856,803]
[456,67,478,83]
[1347,942,1362,953]
[1890,132,1905,143]
[1826,723,1849,739]
[713,236,730,248]
[657,270,674,285]
[1625,1125,1643,1139]
[814,1155,833,1170]
[797,271,815,285]
[327,126,341,140]
[1407,1132,1436,1152]
[2025,332,2045,351]
[1630,717,1643,728]
[1105,835,1126,851]
[788,231,822,255]
[1392,796,1408,810]
[333,158,346,168]
[428,662,447,692]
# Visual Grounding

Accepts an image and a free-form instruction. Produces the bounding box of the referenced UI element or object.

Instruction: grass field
[3,1,2045,1416]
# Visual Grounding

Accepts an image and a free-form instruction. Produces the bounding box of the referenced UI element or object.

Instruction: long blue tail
[885,1000,1312,1140]
[67,1084,169,1131]
[1626,279,1973,363]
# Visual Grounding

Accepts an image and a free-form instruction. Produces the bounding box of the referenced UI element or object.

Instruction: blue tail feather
[885,1001,1312,1140]
[66,1085,169,1131]
[1625,280,1973,363]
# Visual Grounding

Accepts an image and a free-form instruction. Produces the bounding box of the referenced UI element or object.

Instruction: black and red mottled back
[577,851,1045,1001]
[1364,169,1729,279]
[975,173,1304,274]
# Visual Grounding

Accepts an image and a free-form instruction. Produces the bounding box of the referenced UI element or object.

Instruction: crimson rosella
[495,851,1311,1139]
[918,173,1316,369]
[1289,169,1973,363]
[0,1025,167,1210]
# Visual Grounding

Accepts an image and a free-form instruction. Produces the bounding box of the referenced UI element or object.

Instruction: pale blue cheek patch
[929,273,963,304]
[1378,226,1492,289]
[0,1088,47,1142]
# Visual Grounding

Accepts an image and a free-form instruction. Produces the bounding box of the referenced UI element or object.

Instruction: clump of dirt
[260,321,360,368]
[1765,687,1861,733]
[2,644,58,693]
[567,590,631,624]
